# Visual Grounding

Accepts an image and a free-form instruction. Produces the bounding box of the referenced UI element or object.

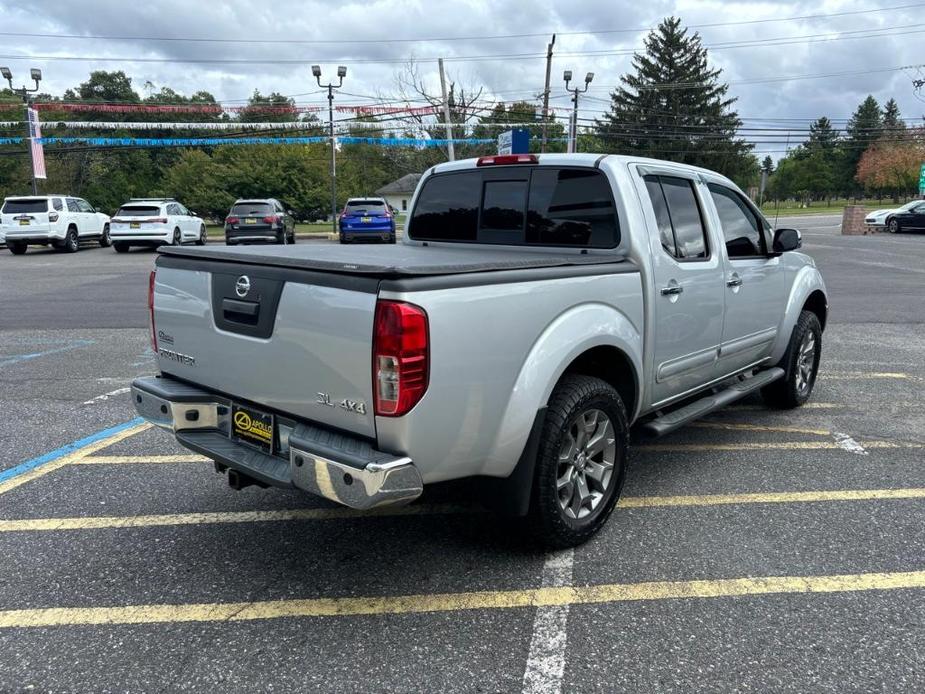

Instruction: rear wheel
[277,229,287,245]
[64,227,79,253]
[761,310,822,409]
[113,242,129,253]
[8,241,27,255]
[171,228,181,246]
[195,225,207,246]
[339,234,350,244]
[528,375,629,548]
[99,224,112,248]
[888,218,900,234]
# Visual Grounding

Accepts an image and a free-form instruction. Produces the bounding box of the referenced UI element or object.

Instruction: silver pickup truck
[132,153,827,547]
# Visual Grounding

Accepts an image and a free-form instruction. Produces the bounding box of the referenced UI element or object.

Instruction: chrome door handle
[726,278,743,287]
[660,285,684,296]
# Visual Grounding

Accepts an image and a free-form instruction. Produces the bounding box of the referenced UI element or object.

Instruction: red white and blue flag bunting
[27,108,47,179]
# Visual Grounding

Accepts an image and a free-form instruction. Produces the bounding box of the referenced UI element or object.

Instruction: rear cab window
[409,166,620,248]
[2,198,50,214]
[643,175,709,260]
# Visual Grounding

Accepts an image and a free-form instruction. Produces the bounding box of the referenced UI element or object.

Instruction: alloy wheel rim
[795,331,817,395]
[556,408,617,520]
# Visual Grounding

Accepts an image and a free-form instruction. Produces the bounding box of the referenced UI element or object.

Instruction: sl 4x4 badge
[316,392,367,415]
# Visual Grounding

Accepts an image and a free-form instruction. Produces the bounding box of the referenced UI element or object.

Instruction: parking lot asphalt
[1,217,923,692]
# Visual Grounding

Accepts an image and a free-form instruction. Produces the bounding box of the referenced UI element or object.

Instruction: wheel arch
[802,289,828,331]
[557,345,639,422]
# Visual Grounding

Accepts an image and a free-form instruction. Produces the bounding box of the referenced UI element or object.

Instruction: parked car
[131,153,827,547]
[109,198,206,252]
[865,200,925,233]
[224,199,295,245]
[1,195,111,254]
[339,197,396,243]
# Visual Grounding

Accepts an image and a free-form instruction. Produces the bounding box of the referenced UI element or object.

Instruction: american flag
[27,107,47,179]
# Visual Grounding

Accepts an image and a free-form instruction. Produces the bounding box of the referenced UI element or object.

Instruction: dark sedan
[225,199,295,245]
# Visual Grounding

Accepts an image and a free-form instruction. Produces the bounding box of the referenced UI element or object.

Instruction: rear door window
[409,167,619,247]
[52,198,63,211]
[1,198,49,214]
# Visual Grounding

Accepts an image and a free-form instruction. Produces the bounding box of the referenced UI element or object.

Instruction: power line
[1,3,921,45]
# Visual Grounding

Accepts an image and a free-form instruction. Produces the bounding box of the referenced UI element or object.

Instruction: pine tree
[806,116,839,152]
[842,95,882,193]
[881,98,904,134]
[594,17,753,182]
[761,155,774,175]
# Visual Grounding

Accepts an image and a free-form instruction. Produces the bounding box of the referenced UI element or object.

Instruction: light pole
[563,70,593,154]
[313,64,346,233]
[2,66,42,194]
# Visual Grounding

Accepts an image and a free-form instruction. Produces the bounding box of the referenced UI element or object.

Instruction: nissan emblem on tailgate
[235,275,251,298]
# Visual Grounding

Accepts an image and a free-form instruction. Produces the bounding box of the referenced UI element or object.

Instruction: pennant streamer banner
[25,102,444,115]
[335,105,438,116]
[0,136,496,147]
[23,120,548,132]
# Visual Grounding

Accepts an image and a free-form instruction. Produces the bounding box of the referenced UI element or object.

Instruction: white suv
[110,199,207,252]
[1,195,111,254]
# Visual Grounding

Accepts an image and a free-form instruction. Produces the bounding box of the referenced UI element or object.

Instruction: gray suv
[224,199,295,245]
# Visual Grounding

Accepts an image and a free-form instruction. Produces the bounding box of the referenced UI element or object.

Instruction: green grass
[759,199,910,217]
[206,222,333,237]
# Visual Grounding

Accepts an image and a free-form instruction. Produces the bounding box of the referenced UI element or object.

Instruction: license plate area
[130,222,141,229]
[19,219,29,226]
[245,218,257,224]
[231,403,274,455]
[361,216,372,223]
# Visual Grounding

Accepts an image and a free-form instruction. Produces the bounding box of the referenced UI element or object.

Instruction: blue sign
[498,129,529,155]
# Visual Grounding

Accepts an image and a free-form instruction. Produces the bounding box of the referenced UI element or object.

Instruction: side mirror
[772,228,801,253]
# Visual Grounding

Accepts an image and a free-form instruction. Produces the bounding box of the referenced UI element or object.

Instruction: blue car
[338,198,396,244]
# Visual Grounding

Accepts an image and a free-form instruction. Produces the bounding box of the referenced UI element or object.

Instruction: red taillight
[476,154,538,166]
[373,300,429,417]
[148,269,157,353]
[263,215,278,224]
[149,217,168,224]
[226,216,240,224]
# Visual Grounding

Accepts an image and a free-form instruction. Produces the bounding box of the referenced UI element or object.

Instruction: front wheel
[195,225,207,246]
[761,310,822,409]
[99,224,111,248]
[888,218,900,234]
[8,241,27,255]
[528,375,629,548]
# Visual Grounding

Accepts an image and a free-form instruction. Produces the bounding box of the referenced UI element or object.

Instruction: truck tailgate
[153,255,378,438]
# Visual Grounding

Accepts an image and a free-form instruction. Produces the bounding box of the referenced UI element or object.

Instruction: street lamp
[563,69,593,153]
[314,65,347,233]
[2,66,44,194]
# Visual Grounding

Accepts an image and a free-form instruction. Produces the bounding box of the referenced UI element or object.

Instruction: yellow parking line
[1,569,923,628]
[691,421,832,437]
[2,486,922,534]
[619,487,925,508]
[75,454,209,465]
[639,440,923,452]
[0,423,151,496]
[0,503,476,533]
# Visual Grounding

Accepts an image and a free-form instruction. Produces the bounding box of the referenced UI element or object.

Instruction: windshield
[231,202,273,216]
[2,199,49,214]
[345,200,388,214]
[898,201,919,211]
[116,206,161,217]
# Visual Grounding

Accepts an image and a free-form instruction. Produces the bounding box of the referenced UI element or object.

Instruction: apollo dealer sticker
[231,404,274,454]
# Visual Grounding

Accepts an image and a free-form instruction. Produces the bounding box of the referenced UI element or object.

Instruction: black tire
[277,229,287,245]
[528,375,629,548]
[99,224,112,248]
[289,230,296,244]
[339,234,350,244]
[64,227,79,253]
[761,310,823,409]
[113,242,129,253]
[8,241,27,255]
[170,228,181,246]
[887,218,900,234]
[195,225,207,246]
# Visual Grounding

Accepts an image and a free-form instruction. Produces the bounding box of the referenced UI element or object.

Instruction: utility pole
[540,34,555,153]
[438,58,455,162]
[2,66,43,194]
[313,64,347,233]
[563,69,593,153]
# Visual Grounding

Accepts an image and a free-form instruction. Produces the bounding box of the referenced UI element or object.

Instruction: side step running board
[640,367,785,438]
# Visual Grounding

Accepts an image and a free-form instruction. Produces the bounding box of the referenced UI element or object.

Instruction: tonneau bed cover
[159,243,629,278]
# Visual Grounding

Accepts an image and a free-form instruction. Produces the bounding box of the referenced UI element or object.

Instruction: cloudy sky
[1,0,922,157]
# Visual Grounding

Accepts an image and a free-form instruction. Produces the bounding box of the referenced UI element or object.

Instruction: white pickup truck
[132,153,827,547]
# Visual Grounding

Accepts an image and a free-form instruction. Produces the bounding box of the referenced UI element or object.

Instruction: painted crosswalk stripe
[1,570,924,629]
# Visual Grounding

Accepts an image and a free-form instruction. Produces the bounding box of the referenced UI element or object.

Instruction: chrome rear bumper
[131,375,422,509]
